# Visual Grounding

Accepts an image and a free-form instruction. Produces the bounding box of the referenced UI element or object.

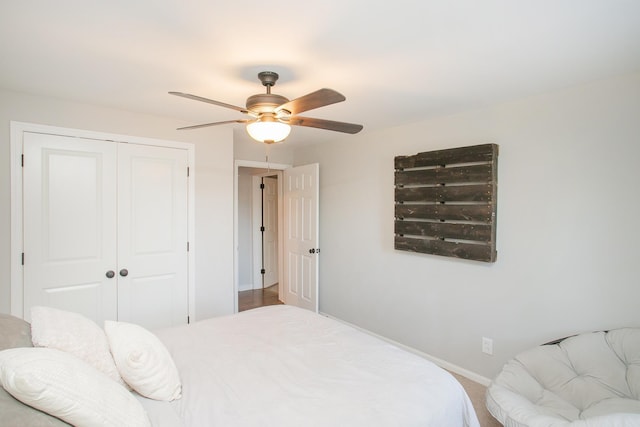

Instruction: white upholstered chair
[486,328,640,426]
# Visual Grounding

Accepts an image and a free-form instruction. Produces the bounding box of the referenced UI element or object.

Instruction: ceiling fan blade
[177,119,250,131]
[169,91,248,114]
[276,88,345,115]
[288,116,363,134]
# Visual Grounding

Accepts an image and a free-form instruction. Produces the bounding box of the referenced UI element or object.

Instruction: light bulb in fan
[246,115,291,144]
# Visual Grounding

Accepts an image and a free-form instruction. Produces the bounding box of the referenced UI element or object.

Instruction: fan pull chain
[265,144,271,173]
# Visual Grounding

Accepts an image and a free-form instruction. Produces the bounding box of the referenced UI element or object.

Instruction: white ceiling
[1,0,639,146]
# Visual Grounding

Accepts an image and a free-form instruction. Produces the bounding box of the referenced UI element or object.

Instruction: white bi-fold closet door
[23,131,188,330]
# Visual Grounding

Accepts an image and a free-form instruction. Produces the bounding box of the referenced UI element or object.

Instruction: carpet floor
[450,372,502,427]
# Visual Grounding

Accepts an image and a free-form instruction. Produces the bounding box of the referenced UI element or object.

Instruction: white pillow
[30,306,127,388]
[105,320,182,401]
[0,347,150,427]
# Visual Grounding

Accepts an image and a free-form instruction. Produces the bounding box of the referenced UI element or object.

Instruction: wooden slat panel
[395,164,492,186]
[394,143,498,263]
[395,203,492,222]
[395,184,493,203]
[394,236,495,262]
[395,220,492,241]
[395,144,497,169]
[489,146,498,257]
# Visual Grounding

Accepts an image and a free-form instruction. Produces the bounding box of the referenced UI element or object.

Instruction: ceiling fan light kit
[246,115,291,144]
[170,71,363,144]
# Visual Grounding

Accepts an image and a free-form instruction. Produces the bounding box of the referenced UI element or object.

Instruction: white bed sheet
[139,305,480,427]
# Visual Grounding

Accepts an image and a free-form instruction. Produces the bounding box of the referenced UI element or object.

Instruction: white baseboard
[238,283,269,292]
[238,283,253,292]
[319,311,491,387]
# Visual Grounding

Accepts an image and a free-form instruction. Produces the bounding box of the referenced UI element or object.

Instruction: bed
[1,305,480,427]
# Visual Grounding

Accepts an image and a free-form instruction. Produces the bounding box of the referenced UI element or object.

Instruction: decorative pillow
[0,313,71,426]
[30,306,126,387]
[0,347,150,427]
[0,388,71,426]
[104,320,182,401]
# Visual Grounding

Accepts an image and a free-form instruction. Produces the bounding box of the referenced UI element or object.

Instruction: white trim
[319,311,492,386]
[10,121,196,323]
[252,175,262,290]
[186,146,196,323]
[234,160,290,313]
[235,160,290,170]
[10,123,24,316]
[238,283,254,292]
[251,172,282,291]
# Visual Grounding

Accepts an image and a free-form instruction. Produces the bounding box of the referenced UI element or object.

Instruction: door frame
[234,160,290,313]
[251,173,281,291]
[10,121,196,319]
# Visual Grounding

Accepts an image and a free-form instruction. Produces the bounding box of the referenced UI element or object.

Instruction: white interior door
[116,144,189,329]
[262,177,278,288]
[283,163,319,312]
[23,132,118,324]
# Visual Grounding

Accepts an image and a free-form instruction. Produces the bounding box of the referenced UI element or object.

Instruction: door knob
[105,270,115,279]
[119,269,129,277]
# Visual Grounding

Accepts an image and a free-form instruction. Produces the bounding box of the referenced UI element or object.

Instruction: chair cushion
[486,328,640,427]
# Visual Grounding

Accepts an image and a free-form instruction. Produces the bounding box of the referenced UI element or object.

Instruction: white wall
[293,72,640,379]
[234,137,294,165]
[0,89,235,320]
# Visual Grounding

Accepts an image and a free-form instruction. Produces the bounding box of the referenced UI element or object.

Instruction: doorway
[259,176,279,290]
[235,161,288,312]
[234,160,320,314]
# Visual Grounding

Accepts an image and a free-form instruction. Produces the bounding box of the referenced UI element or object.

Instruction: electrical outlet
[482,337,493,355]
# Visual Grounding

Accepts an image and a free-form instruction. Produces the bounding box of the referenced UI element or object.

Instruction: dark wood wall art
[394,144,498,262]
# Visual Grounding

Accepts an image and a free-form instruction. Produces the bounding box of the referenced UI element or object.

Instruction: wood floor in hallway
[238,284,283,312]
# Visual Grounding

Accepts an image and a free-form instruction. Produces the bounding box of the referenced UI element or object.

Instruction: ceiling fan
[169,71,363,144]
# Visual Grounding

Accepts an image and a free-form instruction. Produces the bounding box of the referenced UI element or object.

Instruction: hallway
[238,284,283,312]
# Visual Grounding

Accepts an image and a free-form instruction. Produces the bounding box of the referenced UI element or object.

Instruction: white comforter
[139,305,480,427]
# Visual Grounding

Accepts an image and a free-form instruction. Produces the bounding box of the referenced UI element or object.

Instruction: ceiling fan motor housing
[246,93,289,114]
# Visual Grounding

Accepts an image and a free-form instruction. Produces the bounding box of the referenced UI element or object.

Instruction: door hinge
[260,268,266,275]
[260,183,265,189]
[21,154,24,167]
[21,253,24,265]
[187,316,190,324]
[187,241,190,252]
[187,167,190,177]
[260,226,265,232]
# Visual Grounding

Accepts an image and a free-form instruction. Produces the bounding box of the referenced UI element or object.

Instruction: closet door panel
[117,143,188,329]
[23,132,118,323]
